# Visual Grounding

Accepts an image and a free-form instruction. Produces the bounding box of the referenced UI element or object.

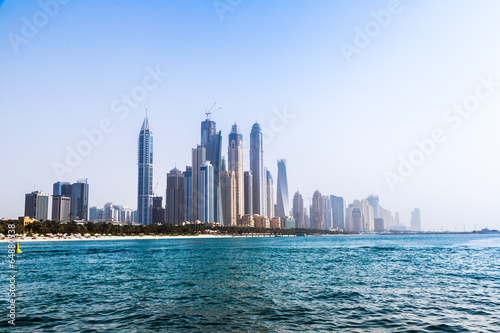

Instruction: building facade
[221,170,237,226]
[166,167,185,224]
[311,190,324,230]
[52,195,71,222]
[137,117,153,225]
[198,161,214,222]
[293,191,304,229]
[244,171,253,215]
[25,191,49,221]
[228,124,244,217]
[276,159,289,217]
[250,123,266,216]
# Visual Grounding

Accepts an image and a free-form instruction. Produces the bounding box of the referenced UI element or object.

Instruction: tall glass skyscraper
[205,129,223,223]
[137,117,153,225]
[71,179,89,221]
[330,195,345,230]
[183,166,192,222]
[198,161,214,222]
[228,124,244,217]
[25,191,49,220]
[367,194,380,219]
[276,159,289,217]
[250,123,266,216]
[266,168,274,219]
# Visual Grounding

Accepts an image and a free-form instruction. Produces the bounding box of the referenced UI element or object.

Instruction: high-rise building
[183,166,192,222]
[198,161,214,222]
[205,130,223,223]
[201,118,216,146]
[191,145,206,222]
[228,124,244,217]
[244,171,253,215]
[411,208,421,231]
[311,190,324,230]
[121,207,133,223]
[53,182,72,196]
[25,191,49,221]
[89,206,98,222]
[266,168,274,219]
[71,179,89,221]
[323,195,333,230]
[360,199,374,231]
[374,218,385,232]
[166,167,185,225]
[292,191,304,229]
[52,195,71,222]
[152,197,165,224]
[137,117,153,225]
[367,195,380,218]
[250,123,266,216]
[276,159,289,217]
[104,202,117,222]
[221,170,237,226]
[330,195,345,230]
[352,208,362,232]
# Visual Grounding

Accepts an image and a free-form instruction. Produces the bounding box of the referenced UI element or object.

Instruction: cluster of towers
[136,114,290,226]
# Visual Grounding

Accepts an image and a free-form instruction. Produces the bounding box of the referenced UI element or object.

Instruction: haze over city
[1,0,500,231]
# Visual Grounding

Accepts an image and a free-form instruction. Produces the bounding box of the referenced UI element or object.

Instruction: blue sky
[1,0,500,230]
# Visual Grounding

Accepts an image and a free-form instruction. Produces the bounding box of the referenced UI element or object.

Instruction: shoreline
[0,234,295,243]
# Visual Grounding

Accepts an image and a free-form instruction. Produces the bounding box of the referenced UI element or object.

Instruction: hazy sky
[1,0,499,231]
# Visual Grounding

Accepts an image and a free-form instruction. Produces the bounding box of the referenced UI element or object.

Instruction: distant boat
[296,233,306,237]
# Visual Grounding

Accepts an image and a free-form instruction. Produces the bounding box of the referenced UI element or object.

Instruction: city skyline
[2,1,500,230]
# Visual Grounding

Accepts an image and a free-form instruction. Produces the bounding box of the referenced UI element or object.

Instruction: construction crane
[154,182,159,197]
[205,102,222,121]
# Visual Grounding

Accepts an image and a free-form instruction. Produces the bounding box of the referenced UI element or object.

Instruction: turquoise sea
[2,234,500,332]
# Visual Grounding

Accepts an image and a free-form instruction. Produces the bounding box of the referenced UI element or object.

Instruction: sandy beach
[0,234,243,243]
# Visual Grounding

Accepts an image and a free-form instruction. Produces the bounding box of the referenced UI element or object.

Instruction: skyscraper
[367,195,380,218]
[53,182,72,196]
[191,145,206,222]
[228,124,244,217]
[166,167,185,225]
[276,159,289,217]
[330,195,345,230]
[311,190,324,230]
[25,191,49,220]
[71,179,89,221]
[221,170,236,226]
[201,118,216,146]
[198,161,214,222]
[352,208,362,232]
[293,191,304,229]
[183,166,192,222]
[250,122,266,216]
[411,208,421,231]
[137,117,153,225]
[153,196,165,224]
[52,195,71,222]
[266,168,274,219]
[323,196,333,230]
[205,130,223,223]
[244,171,253,215]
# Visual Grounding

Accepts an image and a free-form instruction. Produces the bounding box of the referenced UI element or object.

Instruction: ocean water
[2,234,500,332]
